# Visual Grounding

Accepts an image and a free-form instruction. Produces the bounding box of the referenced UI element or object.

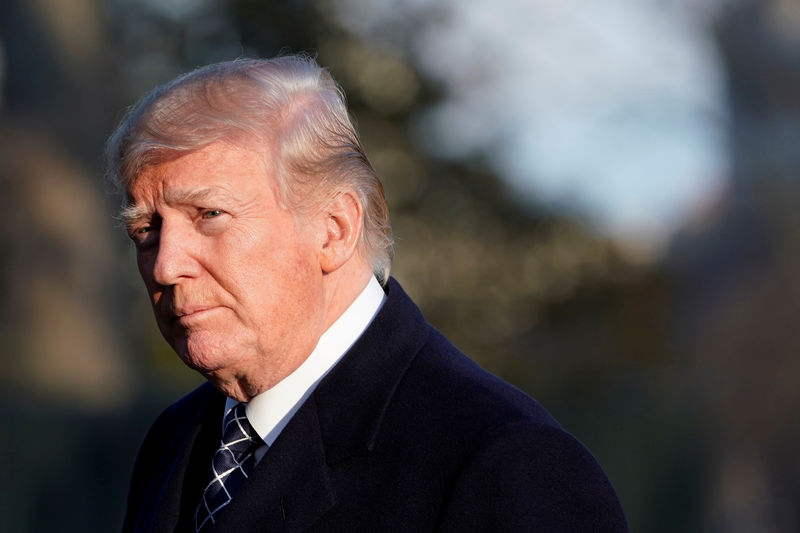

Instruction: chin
[209,379,253,402]
[173,334,235,374]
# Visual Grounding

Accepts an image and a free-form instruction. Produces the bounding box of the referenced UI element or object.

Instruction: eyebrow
[119,204,151,229]
[119,187,239,228]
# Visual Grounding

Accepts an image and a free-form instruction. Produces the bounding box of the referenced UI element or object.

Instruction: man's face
[125,142,327,399]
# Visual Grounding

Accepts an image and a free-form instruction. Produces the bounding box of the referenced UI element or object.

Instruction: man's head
[106,55,393,282]
[106,56,392,400]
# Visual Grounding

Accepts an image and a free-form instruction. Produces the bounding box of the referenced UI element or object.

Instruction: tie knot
[220,403,259,456]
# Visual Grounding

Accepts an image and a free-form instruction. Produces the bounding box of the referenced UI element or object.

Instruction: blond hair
[105,55,393,282]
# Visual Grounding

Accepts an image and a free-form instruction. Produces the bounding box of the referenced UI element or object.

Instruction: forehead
[126,142,273,204]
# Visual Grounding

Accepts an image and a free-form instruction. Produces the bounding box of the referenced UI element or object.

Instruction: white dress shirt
[223,276,385,458]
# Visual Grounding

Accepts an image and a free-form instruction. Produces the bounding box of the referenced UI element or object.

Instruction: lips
[175,306,213,318]
[154,290,219,326]
[172,306,219,325]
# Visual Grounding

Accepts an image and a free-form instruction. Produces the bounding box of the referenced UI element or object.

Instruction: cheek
[215,218,322,308]
[237,223,317,276]
[239,242,320,316]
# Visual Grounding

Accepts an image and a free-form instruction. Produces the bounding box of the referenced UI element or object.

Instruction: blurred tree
[0,1,144,531]
[667,1,800,531]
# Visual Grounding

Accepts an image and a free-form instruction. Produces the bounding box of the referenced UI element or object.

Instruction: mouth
[171,306,219,325]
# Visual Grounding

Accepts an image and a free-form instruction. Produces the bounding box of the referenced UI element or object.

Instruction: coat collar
[313,277,430,464]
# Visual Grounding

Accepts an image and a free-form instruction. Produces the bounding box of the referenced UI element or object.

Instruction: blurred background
[1,0,799,531]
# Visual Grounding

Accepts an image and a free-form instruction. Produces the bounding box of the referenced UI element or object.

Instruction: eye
[128,225,152,240]
[129,224,159,249]
[201,209,223,219]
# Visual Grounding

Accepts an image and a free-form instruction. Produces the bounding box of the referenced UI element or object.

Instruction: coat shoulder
[389,327,629,531]
[407,327,561,431]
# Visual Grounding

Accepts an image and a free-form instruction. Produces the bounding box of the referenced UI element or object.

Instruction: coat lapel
[142,385,223,533]
[314,278,429,465]
[148,421,203,533]
[208,397,336,533]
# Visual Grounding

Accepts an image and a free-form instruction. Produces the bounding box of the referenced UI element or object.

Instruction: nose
[149,221,198,286]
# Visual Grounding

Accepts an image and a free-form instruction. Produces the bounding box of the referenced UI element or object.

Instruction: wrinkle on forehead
[120,141,282,227]
[162,187,242,206]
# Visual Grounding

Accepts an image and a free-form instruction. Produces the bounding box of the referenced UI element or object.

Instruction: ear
[319,191,363,274]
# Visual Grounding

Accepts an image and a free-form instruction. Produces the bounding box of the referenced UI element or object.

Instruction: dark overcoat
[122,279,627,532]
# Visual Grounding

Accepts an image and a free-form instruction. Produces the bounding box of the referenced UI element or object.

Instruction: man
[107,55,627,532]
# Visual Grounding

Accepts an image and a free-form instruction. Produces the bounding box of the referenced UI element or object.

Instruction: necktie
[195,402,263,532]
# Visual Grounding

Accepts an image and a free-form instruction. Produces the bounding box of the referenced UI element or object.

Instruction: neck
[319,261,374,332]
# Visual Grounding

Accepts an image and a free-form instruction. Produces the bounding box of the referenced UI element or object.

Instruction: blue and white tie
[195,403,263,532]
